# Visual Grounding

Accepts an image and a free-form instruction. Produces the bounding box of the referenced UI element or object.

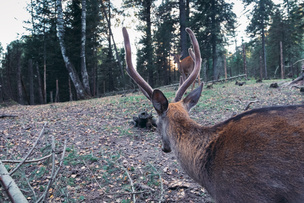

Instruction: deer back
[162,102,304,202]
[180,56,195,76]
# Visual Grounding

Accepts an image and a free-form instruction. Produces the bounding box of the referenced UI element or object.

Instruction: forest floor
[0,79,303,203]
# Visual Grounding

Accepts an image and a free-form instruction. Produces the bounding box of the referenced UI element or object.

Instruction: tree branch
[9,122,46,176]
[0,114,18,119]
[244,100,259,111]
[2,154,51,164]
[0,161,29,202]
[36,138,67,203]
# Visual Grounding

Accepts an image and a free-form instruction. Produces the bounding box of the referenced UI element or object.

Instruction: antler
[122,27,153,100]
[123,27,201,102]
[174,28,201,102]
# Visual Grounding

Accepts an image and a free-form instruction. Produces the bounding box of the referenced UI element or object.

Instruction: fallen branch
[244,100,259,111]
[209,74,247,84]
[119,161,136,203]
[51,139,67,182]
[9,122,47,176]
[149,163,163,203]
[2,154,51,164]
[103,190,151,196]
[24,174,37,200]
[0,161,29,203]
[41,136,56,202]
[36,138,67,203]
[0,114,18,119]
[82,159,103,191]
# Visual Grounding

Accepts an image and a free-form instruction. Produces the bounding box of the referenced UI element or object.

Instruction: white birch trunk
[0,161,28,202]
[56,0,87,99]
[81,0,91,95]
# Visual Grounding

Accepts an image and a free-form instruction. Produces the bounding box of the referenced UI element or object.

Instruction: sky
[0,0,281,52]
[0,0,31,48]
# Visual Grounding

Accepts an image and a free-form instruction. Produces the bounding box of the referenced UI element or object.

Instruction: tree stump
[270,83,279,88]
[133,111,157,129]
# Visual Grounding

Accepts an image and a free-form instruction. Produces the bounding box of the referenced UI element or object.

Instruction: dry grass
[0,79,302,202]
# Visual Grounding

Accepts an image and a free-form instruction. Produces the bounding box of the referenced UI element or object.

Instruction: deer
[122,27,304,203]
[171,53,200,90]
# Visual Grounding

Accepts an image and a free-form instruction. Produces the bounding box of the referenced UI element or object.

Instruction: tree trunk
[43,61,47,103]
[80,0,91,95]
[280,41,284,79]
[261,1,267,79]
[35,62,44,104]
[146,0,154,87]
[262,27,267,79]
[0,161,28,203]
[224,55,227,81]
[260,55,263,80]
[50,91,53,103]
[242,43,247,79]
[43,9,47,104]
[21,78,30,105]
[28,59,34,105]
[179,0,187,58]
[203,60,207,82]
[56,0,88,100]
[68,78,73,101]
[16,49,23,104]
[211,0,218,80]
[101,1,125,88]
[55,79,59,102]
[0,71,3,102]
[106,2,114,92]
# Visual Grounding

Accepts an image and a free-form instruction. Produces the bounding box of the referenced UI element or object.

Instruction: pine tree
[154,0,178,86]
[192,0,236,80]
[243,0,274,79]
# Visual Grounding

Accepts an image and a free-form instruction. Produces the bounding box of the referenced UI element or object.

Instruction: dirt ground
[0,80,303,202]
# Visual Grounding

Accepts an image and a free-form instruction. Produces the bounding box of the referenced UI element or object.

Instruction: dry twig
[82,159,103,191]
[0,114,18,118]
[41,135,56,202]
[2,154,51,164]
[244,100,259,111]
[9,122,47,176]
[149,163,163,203]
[119,160,136,203]
[36,138,67,203]
[23,173,37,200]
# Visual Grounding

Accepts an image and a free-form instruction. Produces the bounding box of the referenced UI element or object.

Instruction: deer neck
[166,103,216,184]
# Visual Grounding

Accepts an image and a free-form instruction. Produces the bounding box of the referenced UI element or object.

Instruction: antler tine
[122,27,153,100]
[174,28,201,102]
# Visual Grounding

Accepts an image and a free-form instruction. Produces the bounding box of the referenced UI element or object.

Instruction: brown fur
[160,101,304,202]
[172,55,200,89]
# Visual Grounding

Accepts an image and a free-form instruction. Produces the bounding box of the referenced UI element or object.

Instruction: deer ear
[183,83,203,112]
[152,89,168,115]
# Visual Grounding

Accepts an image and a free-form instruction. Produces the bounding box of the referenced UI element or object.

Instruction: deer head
[122,27,304,202]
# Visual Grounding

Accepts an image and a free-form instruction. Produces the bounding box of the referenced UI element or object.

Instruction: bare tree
[56,0,89,100]
[80,0,91,95]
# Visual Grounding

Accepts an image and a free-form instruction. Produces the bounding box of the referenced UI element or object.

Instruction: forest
[1,1,304,202]
[0,0,303,104]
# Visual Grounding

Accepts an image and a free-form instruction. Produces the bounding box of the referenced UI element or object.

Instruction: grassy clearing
[0,79,303,202]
